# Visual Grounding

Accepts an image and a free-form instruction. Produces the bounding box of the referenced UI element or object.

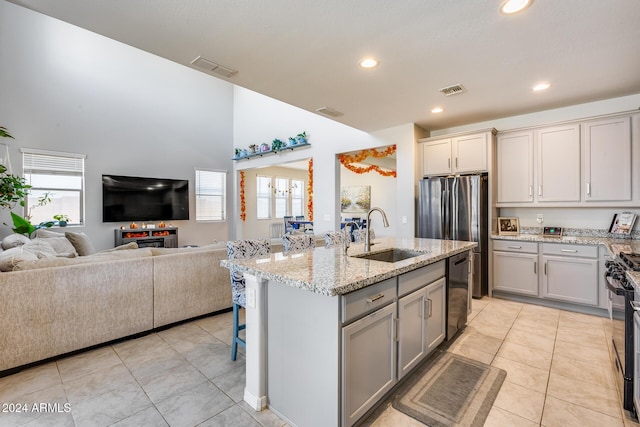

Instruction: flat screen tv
[102,175,189,222]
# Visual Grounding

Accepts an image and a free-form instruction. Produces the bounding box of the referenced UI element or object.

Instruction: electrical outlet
[402,216,408,224]
[537,214,544,224]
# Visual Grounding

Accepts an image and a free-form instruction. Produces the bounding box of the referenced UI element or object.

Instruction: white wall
[0,1,235,249]
[232,87,422,239]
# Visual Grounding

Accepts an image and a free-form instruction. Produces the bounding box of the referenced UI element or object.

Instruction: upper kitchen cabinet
[537,124,581,202]
[420,129,495,176]
[497,131,534,203]
[583,116,631,202]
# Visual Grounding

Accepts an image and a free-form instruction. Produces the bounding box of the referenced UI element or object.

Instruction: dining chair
[282,233,315,252]
[283,215,294,233]
[226,239,271,361]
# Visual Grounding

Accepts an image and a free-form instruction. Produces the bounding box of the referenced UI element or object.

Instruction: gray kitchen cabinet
[583,116,632,201]
[492,241,539,296]
[537,124,581,202]
[421,131,490,176]
[541,243,599,306]
[342,302,397,427]
[496,130,534,203]
[397,276,445,380]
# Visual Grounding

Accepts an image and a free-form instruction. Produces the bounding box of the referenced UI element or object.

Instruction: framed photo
[341,186,371,213]
[498,217,520,236]
[609,212,637,234]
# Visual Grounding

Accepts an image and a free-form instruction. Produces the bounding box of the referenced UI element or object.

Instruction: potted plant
[260,143,270,152]
[53,214,70,227]
[296,131,309,145]
[249,144,257,154]
[288,136,297,146]
[271,138,285,151]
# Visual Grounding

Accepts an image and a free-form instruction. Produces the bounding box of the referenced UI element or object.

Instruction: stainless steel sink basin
[351,248,426,263]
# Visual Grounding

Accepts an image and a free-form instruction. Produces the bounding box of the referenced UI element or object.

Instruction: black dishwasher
[447,251,469,340]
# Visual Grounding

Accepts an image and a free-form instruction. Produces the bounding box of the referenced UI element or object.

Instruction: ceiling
[8,0,640,132]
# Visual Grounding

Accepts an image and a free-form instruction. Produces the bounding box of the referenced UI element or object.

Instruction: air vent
[191,56,237,78]
[438,84,466,96]
[316,107,344,117]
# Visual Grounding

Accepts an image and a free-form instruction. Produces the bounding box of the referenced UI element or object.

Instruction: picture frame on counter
[498,217,519,236]
[609,212,637,234]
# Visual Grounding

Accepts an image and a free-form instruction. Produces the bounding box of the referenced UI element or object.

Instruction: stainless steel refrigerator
[418,174,488,298]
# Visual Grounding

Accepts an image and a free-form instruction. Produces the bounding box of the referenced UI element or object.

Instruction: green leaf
[10,212,35,236]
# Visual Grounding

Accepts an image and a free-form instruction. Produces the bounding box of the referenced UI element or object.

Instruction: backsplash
[519,227,640,240]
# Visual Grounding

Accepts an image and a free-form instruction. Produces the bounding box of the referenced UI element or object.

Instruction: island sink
[351,248,426,263]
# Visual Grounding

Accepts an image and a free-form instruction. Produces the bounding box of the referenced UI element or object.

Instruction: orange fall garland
[239,171,246,222]
[307,158,313,221]
[338,145,397,177]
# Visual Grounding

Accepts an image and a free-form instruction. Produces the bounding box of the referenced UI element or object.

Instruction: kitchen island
[221,237,476,427]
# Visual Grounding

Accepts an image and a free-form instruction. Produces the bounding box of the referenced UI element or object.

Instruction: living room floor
[0,297,635,427]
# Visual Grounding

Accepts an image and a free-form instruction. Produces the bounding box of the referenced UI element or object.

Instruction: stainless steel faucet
[364,207,389,252]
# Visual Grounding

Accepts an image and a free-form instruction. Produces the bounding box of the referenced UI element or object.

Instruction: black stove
[607,252,637,417]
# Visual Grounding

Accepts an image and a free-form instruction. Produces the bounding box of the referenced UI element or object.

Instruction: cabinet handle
[507,245,522,249]
[586,182,591,196]
[529,185,533,198]
[392,317,399,342]
[428,299,433,318]
[544,262,547,275]
[561,249,578,253]
[534,261,537,274]
[366,294,384,303]
[455,157,459,169]
[448,158,451,169]
[538,185,542,197]
[424,298,433,318]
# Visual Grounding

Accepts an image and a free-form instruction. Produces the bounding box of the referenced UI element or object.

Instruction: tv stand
[114,227,178,248]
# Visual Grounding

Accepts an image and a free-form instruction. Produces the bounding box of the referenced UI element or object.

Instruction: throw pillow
[31,235,78,257]
[21,240,57,259]
[97,242,139,253]
[1,234,30,250]
[0,247,39,272]
[65,231,97,256]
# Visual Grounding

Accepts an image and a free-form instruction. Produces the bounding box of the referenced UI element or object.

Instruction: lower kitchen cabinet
[397,277,446,380]
[541,256,598,305]
[342,302,397,427]
[493,250,539,296]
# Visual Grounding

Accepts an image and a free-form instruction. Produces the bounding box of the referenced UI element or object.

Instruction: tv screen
[102,175,189,222]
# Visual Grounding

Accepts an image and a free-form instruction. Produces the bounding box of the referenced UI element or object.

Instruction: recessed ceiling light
[431,107,444,114]
[532,82,551,92]
[500,0,533,14]
[359,58,379,69]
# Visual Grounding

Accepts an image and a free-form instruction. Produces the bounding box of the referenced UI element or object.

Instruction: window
[195,169,226,221]
[256,175,272,219]
[274,177,289,218]
[291,179,304,217]
[22,149,85,226]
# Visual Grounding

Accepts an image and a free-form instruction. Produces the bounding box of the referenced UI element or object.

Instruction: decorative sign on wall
[341,186,371,214]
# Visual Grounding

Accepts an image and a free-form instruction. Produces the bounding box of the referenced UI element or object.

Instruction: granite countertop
[221,237,476,296]
[491,233,640,258]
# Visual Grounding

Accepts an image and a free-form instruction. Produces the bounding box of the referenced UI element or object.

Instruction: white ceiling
[8,0,640,132]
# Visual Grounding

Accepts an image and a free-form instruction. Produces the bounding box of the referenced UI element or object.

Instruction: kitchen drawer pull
[560,249,578,253]
[366,294,384,303]
[507,245,522,249]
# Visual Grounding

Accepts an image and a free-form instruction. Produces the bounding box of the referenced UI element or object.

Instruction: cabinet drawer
[493,240,538,253]
[398,260,445,297]
[342,278,396,324]
[542,243,598,258]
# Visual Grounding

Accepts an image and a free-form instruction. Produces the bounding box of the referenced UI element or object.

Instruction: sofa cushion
[98,242,139,253]
[32,229,78,256]
[0,247,39,271]
[65,231,96,256]
[13,247,155,271]
[1,234,30,250]
[149,242,226,256]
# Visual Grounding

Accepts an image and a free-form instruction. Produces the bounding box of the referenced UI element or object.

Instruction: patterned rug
[392,351,506,427]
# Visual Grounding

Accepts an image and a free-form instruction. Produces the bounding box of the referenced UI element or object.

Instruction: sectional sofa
[0,232,232,374]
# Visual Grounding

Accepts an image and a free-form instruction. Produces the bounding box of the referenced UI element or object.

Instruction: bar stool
[226,239,271,361]
[282,233,315,252]
[324,231,347,246]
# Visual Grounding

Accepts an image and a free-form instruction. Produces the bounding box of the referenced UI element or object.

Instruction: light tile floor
[0,297,637,427]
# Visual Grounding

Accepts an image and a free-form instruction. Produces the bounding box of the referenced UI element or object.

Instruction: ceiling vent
[316,106,344,117]
[191,56,237,78]
[438,84,466,96]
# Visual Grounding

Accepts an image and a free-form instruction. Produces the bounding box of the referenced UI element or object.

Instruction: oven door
[609,279,628,376]
[634,310,640,414]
